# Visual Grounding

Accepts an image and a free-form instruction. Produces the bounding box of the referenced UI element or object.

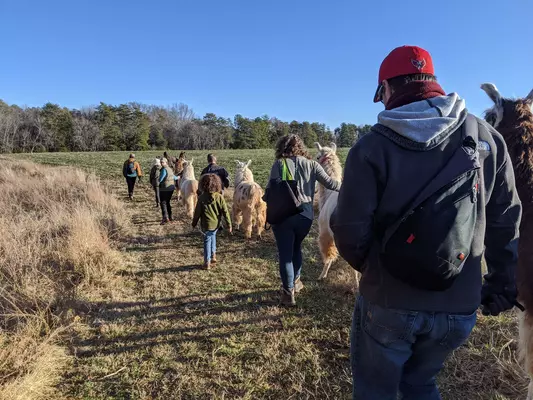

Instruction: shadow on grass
[73,289,281,358]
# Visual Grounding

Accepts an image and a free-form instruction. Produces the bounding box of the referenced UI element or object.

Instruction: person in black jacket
[331,45,522,400]
[200,154,230,192]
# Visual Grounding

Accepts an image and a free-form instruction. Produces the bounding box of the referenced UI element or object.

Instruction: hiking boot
[211,253,217,264]
[203,261,211,270]
[280,287,296,307]
[160,219,169,225]
[294,276,304,294]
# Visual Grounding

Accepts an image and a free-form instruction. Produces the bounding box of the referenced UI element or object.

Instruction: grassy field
[6,149,530,399]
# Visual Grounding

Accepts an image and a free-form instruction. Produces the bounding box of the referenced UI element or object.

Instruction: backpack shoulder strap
[382,115,480,244]
[280,158,294,181]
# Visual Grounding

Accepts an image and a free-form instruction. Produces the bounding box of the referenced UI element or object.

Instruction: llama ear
[190,158,194,164]
[330,142,337,153]
[481,83,502,105]
[234,159,241,165]
[314,142,322,150]
[526,89,533,103]
[246,160,252,168]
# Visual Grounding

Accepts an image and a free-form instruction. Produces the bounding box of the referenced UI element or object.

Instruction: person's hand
[481,283,518,316]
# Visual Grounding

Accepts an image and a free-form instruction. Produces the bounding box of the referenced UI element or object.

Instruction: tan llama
[232,160,266,239]
[179,158,198,219]
[314,142,360,285]
[482,83,533,400]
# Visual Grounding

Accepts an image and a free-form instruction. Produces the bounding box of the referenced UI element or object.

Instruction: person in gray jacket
[266,134,341,306]
[331,45,522,399]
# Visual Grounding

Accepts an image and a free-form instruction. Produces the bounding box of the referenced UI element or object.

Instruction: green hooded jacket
[192,192,232,232]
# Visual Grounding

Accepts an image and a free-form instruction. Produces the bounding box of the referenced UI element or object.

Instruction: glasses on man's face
[376,84,384,103]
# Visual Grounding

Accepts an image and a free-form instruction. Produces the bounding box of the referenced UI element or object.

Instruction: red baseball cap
[373,45,435,102]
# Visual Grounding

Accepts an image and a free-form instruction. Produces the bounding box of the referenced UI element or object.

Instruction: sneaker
[160,219,169,225]
[294,277,304,294]
[211,253,217,264]
[280,286,296,307]
[203,261,211,270]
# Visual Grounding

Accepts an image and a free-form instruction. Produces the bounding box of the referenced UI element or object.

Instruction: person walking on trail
[149,157,162,207]
[265,134,341,307]
[158,158,177,225]
[200,154,230,192]
[122,153,143,200]
[331,45,522,400]
[192,173,232,270]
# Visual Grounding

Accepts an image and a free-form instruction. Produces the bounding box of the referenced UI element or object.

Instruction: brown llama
[174,152,186,199]
[232,160,266,239]
[482,82,533,399]
[314,142,360,285]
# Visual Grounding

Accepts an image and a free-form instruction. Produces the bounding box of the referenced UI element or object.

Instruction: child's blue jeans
[204,229,218,263]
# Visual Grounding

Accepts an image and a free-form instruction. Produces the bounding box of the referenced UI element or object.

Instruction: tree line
[0,99,373,153]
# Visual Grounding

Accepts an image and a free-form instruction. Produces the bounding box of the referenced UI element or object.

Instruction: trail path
[59,182,355,399]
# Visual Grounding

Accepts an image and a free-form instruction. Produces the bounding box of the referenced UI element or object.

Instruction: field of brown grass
[2,150,530,399]
[0,158,127,400]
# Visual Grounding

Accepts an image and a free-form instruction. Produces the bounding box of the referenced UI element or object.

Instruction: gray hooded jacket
[331,94,521,313]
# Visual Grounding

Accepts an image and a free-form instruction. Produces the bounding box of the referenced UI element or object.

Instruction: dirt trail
[59,183,355,399]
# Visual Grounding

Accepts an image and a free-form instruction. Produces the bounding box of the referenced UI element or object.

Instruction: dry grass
[0,158,127,400]
[4,151,531,399]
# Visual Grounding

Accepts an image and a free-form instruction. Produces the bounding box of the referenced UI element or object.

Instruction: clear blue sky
[0,0,531,128]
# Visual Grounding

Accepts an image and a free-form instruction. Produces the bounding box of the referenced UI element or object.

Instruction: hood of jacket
[198,192,218,206]
[376,93,468,151]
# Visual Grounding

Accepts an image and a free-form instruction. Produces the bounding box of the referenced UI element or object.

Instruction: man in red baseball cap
[331,46,521,399]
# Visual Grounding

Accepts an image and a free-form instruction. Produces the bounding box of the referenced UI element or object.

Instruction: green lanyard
[281,158,294,181]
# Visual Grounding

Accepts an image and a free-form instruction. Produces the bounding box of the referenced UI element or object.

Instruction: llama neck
[318,154,342,209]
[182,167,195,180]
[235,169,253,187]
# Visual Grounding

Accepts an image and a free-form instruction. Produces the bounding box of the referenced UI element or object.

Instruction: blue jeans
[204,229,217,263]
[272,214,313,290]
[351,295,477,400]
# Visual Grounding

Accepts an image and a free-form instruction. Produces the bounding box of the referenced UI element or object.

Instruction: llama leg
[233,203,242,231]
[187,196,195,219]
[243,206,253,239]
[527,381,533,400]
[354,270,361,291]
[318,230,337,280]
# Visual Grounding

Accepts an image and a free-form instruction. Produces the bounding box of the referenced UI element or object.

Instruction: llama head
[234,159,253,184]
[314,142,337,164]
[481,83,533,131]
[235,159,252,171]
[182,158,195,179]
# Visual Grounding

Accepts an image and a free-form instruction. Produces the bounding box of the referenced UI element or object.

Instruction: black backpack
[264,158,303,225]
[380,115,480,291]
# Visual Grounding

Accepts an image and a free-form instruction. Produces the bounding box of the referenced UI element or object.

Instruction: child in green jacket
[192,174,232,269]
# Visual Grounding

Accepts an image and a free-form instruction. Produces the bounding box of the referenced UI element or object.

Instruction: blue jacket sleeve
[159,168,167,184]
[330,144,378,271]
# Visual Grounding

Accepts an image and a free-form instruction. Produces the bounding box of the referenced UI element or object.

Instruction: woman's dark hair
[199,173,222,194]
[275,134,311,159]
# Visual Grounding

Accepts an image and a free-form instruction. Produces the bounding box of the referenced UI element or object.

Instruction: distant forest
[0,100,373,153]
